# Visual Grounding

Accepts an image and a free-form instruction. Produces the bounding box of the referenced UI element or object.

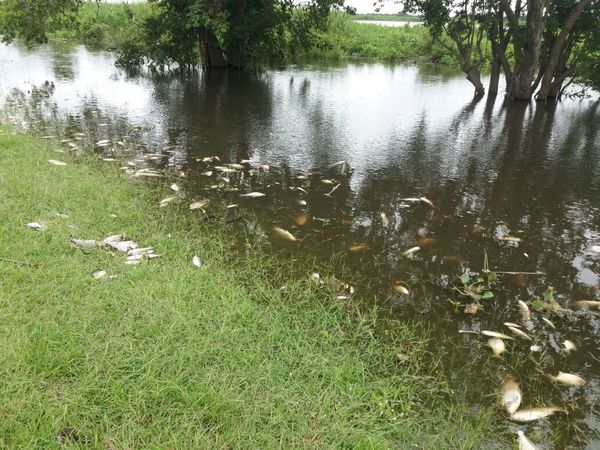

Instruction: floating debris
[273,227,297,242]
[92,270,107,279]
[509,407,566,422]
[563,340,577,353]
[517,430,540,450]
[550,372,585,387]
[240,192,266,198]
[26,222,43,230]
[401,246,420,257]
[189,200,210,210]
[70,238,96,248]
[464,303,479,315]
[192,255,202,268]
[487,337,506,357]
[48,159,67,166]
[482,330,514,340]
[508,327,533,341]
[325,184,341,197]
[159,196,178,207]
[501,378,522,414]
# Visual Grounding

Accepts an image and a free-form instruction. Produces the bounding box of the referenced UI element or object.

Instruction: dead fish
[297,199,307,207]
[127,247,152,257]
[517,300,531,321]
[70,238,96,248]
[102,234,122,245]
[380,212,389,227]
[487,337,506,357]
[189,200,210,210]
[589,245,600,254]
[503,322,521,328]
[482,330,514,340]
[325,184,341,197]
[159,196,178,207]
[92,270,107,279]
[510,407,566,422]
[542,317,556,329]
[226,204,239,209]
[550,372,585,387]
[126,254,144,262]
[401,246,420,257]
[530,345,542,352]
[201,171,213,176]
[102,158,118,162]
[573,300,600,309]
[500,377,522,414]
[240,192,266,198]
[563,340,577,353]
[170,183,179,192]
[321,179,335,185]
[227,163,245,170]
[399,197,421,203]
[273,227,297,242]
[259,164,270,171]
[393,282,409,295]
[110,240,137,252]
[26,222,43,230]
[48,159,67,166]
[296,187,308,194]
[416,237,438,247]
[125,259,140,265]
[517,430,540,450]
[294,215,308,226]
[310,272,321,284]
[348,244,368,253]
[96,139,110,146]
[192,255,202,268]
[419,197,435,208]
[214,166,237,173]
[501,236,522,243]
[508,327,533,341]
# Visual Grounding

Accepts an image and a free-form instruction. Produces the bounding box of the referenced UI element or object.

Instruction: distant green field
[353,14,422,22]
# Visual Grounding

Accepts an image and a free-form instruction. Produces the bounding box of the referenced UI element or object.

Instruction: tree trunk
[227,46,246,69]
[507,0,545,100]
[489,56,501,95]
[537,0,592,101]
[202,29,227,69]
[465,66,485,96]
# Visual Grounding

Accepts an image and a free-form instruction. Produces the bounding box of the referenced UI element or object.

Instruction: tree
[0,0,83,46]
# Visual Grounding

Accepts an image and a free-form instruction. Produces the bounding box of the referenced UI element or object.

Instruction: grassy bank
[0,127,499,447]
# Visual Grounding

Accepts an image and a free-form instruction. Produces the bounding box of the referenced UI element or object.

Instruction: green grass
[352,14,422,22]
[0,127,501,448]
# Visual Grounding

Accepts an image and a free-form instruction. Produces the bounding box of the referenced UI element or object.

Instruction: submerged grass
[0,128,500,448]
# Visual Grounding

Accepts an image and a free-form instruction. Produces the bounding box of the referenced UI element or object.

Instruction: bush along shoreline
[0,126,501,447]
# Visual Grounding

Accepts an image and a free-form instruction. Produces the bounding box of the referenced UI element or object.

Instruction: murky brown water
[2,41,600,448]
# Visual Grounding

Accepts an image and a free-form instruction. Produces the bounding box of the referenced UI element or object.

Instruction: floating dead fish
[240,192,266,198]
[501,236,522,244]
[192,255,202,268]
[509,407,566,422]
[26,222,43,230]
[226,204,239,209]
[294,215,308,226]
[202,156,219,163]
[530,345,542,352]
[110,240,137,252]
[503,322,521,328]
[401,246,420,257]
[227,163,245,170]
[501,378,522,414]
[273,227,297,242]
[393,282,409,295]
[259,165,270,171]
[70,238,96,248]
[325,184,341,197]
[201,171,213,176]
[517,431,540,450]
[542,317,556,329]
[67,142,78,149]
[399,197,421,202]
[92,270,107,279]
[563,340,577,353]
[573,300,600,309]
[310,272,321,283]
[321,179,335,185]
[517,300,531,321]
[508,327,533,341]
[482,330,515,340]
[102,158,118,162]
[380,212,389,227]
[296,187,308,194]
[488,337,506,357]
[589,245,600,254]
[214,166,237,173]
[96,139,110,147]
[297,199,307,207]
[550,372,585,387]
[170,183,179,192]
[419,197,435,208]
[189,200,210,210]
[48,159,67,166]
[102,234,122,245]
[348,244,368,253]
[159,196,178,207]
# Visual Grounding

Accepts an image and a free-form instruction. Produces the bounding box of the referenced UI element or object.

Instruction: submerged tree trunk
[537,0,592,101]
[506,0,545,100]
[465,66,485,96]
[489,56,501,95]
[202,29,227,69]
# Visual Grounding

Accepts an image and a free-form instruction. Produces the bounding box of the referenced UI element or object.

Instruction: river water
[1,41,600,448]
